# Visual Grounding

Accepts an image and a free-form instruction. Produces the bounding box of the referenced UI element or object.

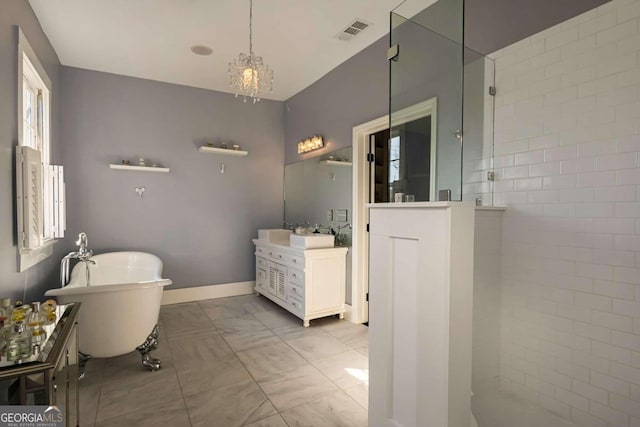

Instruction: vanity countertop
[253,238,348,253]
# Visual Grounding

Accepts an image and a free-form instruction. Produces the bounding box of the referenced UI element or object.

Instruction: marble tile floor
[79,294,369,427]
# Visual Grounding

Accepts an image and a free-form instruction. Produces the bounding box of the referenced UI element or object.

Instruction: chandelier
[229,0,273,103]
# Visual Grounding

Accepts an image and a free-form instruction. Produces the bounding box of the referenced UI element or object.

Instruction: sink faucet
[60,232,95,287]
[336,223,352,232]
[281,221,295,230]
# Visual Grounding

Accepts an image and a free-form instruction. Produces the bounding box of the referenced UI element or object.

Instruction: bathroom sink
[258,229,292,244]
[290,233,335,249]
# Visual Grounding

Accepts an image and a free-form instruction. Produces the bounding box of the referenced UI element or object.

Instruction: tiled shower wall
[490,0,640,425]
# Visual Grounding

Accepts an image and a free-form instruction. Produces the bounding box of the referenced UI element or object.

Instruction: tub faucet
[60,232,95,287]
[76,232,90,257]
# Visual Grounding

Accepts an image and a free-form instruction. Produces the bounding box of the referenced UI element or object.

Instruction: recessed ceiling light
[190,45,213,56]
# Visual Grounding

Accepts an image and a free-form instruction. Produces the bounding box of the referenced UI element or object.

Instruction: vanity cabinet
[253,240,348,327]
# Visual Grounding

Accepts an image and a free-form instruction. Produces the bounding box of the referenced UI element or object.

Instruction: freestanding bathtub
[45,251,172,371]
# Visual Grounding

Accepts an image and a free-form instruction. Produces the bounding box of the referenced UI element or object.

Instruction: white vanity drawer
[286,254,305,268]
[288,269,304,285]
[288,282,305,300]
[288,296,304,316]
[255,246,267,257]
[256,256,268,269]
[267,249,285,262]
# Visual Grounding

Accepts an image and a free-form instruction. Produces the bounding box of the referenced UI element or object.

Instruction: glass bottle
[27,302,47,346]
[41,300,57,325]
[6,323,31,361]
[10,302,30,324]
[5,337,20,362]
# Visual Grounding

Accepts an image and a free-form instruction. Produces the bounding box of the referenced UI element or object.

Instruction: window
[389,135,401,191]
[16,28,64,271]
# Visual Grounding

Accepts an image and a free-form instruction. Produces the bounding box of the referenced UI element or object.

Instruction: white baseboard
[343,304,363,325]
[161,281,255,305]
[343,304,354,323]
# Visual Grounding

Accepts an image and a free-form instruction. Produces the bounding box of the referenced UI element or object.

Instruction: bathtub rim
[45,279,172,297]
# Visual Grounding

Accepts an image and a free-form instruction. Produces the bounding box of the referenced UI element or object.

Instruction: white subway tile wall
[473,210,504,394]
[491,0,640,425]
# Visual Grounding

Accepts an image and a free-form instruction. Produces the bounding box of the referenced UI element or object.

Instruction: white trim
[17,28,56,271]
[18,28,51,163]
[19,239,57,272]
[390,98,438,200]
[161,281,255,305]
[351,97,438,325]
[351,115,389,325]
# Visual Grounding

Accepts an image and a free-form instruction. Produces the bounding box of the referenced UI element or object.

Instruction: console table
[0,303,80,426]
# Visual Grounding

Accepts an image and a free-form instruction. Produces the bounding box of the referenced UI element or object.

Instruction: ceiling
[29,0,611,102]
[28,0,407,101]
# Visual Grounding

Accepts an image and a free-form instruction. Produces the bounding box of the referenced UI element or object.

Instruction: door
[369,129,391,203]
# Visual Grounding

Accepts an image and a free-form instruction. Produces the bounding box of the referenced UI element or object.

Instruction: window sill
[19,239,58,272]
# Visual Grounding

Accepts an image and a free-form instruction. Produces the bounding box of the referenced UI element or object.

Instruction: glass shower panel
[463,49,495,206]
[389,0,465,201]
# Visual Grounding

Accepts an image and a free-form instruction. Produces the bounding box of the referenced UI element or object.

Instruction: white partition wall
[368,202,475,427]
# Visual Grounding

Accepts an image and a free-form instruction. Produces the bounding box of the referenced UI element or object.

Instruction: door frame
[348,97,438,324]
[348,115,388,324]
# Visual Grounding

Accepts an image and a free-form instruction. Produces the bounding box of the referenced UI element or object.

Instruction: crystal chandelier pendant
[229,0,273,103]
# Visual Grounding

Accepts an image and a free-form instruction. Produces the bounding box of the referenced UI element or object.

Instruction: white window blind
[17,148,66,251]
[17,146,43,251]
[52,165,65,238]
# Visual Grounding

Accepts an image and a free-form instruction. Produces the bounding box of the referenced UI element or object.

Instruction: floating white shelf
[198,146,248,156]
[319,160,352,167]
[109,164,170,173]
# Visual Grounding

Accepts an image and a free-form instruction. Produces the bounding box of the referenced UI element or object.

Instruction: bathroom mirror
[284,146,352,246]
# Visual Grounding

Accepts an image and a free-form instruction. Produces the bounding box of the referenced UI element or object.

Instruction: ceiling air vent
[336,18,372,41]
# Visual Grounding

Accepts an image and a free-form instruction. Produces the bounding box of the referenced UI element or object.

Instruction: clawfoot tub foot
[78,352,92,380]
[136,325,161,371]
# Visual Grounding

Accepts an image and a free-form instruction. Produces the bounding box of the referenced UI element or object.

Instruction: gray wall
[284,36,389,165]
[0,0,66,302]
[283,0,611,167]
[284,16,467,199]
[60,67,285,289]
[465,0,610,55]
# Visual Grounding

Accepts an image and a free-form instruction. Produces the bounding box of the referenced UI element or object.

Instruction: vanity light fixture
[297,135,324,154]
